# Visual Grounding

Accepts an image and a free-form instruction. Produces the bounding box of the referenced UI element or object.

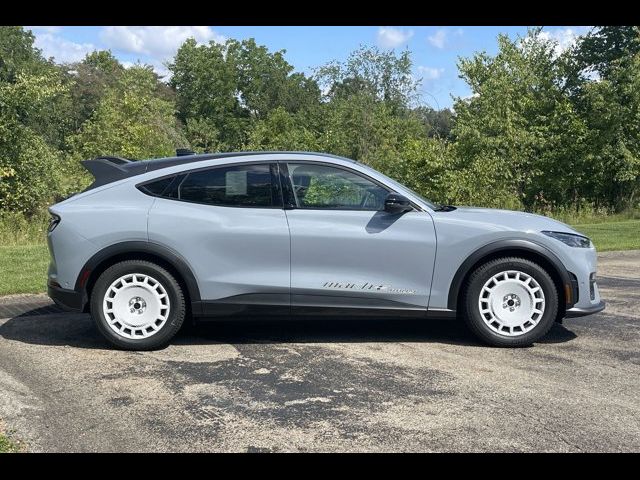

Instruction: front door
[281,162,437,313]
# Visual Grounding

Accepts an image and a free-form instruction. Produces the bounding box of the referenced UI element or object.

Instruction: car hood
[433,206,580,235]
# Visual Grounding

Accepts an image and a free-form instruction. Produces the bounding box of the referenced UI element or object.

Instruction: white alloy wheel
[478,270,545,337]
[102,273,171,339]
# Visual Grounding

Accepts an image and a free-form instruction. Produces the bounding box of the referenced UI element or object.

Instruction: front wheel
[462,257,558,347]
[90,260,186,350]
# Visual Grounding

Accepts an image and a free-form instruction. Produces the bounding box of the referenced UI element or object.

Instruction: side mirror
[384,192,412,214]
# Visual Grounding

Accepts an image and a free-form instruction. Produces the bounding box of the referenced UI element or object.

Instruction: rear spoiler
[81,156,134,190]
[81,150,204,192]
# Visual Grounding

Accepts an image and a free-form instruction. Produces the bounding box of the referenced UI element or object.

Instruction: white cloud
[537,27,591,56]
[428,29,447,49]
[417,66,444,80]
[33,33,95,63]
[376,27,414,49]
[100,26,225,58]
[25,26,62,34]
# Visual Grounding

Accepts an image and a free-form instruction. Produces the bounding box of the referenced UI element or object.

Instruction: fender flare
[75,241,201,307]
[446,239,574,311]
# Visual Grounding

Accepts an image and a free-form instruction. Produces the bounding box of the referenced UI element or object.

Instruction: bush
[0,210,49,245]
[0,126,66,215]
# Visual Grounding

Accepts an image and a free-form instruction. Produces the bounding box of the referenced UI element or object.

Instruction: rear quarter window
[137,176,175,197]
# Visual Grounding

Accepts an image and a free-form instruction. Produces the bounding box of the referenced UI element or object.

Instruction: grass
[0,434,19,453]
[0,215,637,297]
[0,244,49,296]
[572,219,640,252]
[548,207,640,225]
[0,425,21,453]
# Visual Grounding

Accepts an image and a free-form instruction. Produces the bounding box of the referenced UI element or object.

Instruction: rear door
[147,162,290,312]
[281,161,437,313]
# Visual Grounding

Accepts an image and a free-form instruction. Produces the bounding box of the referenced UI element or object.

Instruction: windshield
[357,164,439,210]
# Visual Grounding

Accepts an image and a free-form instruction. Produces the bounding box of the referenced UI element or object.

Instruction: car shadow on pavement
[0,309,577,350]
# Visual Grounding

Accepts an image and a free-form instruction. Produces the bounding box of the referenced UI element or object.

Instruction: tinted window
[138,176,175,197]
[178,164,275,207]
[287,163,388,210]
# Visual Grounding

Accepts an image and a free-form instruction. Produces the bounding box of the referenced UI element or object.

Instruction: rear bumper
[47,283,84,312]
[565,300,605,318]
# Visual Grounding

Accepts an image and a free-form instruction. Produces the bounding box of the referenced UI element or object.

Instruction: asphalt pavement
[0,251,638,452]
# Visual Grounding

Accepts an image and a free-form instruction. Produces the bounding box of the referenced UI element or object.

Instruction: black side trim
[426,308,457,319]
[47,284,83,311]
[291,291,425,311]
[291,306,427,319]
[446,239,574,310]
[76,241,202,311]
[194,292,440,320]
[193,293,290,318]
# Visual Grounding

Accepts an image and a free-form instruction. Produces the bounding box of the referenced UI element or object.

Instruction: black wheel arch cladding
[76,241,201,312]
[447,239,574,311]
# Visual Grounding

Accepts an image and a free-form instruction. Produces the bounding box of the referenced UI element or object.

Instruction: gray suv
[47,151,605,350]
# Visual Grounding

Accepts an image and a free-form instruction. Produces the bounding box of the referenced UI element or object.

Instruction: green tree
[71,65,187,161]
[169,38,248,150]
[577,53,640,210]
[452,30,589,210]
[62,50,125,133]
[573,26,640,79]
[169,37,320,151]
[226,38,320,119]
[315,45,417,110]
[0,71,68,214]
[0,26,48,82]
[412,106,454,139]
[245,107,320,151]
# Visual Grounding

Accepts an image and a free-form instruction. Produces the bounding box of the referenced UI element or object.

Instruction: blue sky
[25,26,591,109]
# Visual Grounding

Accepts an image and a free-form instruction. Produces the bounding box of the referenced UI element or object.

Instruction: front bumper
[47,282,84,311]
[565,300,606,318]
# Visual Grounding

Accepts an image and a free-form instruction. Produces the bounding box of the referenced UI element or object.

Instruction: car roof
[125,150,355,174]
[82,151,356,190]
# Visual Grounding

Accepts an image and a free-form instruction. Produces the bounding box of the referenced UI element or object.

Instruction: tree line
[1,26,638,217]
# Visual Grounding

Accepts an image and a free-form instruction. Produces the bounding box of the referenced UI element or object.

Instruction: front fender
[446,238,575,311]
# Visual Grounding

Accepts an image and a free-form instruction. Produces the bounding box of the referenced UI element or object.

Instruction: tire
[90,260,186,350]
[462,257,558,347]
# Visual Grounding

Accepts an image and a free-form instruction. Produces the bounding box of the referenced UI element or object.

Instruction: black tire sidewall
[464,258,558,347]
[91,261,185,350]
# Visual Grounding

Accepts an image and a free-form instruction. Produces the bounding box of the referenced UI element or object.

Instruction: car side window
[137,176,175,197]
[286,163,389,211]
[174,163,277,207]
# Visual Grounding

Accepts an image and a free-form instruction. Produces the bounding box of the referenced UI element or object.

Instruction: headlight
[542,231,592,248]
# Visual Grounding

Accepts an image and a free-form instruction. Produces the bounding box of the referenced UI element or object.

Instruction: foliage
[169,38,320,151]
[71,65,187,160]
[315,45,417,110]
[1,26,640,220]
[0,69,68,214]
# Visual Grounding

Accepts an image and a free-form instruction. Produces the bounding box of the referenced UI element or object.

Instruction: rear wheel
[90,260,185,350]
[462,257,558,347]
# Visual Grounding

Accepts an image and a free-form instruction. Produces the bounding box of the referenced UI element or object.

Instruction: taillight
[48,213,61,233]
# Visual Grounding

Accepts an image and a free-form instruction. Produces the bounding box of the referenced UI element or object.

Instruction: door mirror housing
[384,192,412,214]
